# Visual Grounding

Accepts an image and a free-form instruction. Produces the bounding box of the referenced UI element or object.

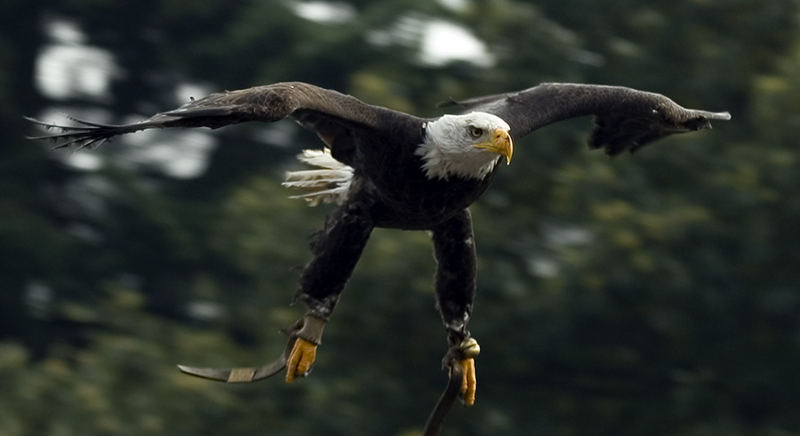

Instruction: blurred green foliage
[2,0,799,435]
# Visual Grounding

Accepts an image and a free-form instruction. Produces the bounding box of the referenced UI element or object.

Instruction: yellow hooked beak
[474,128,513,164]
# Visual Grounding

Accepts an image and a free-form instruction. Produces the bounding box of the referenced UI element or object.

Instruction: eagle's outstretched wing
[26,82,418,165]
[443,83,731,155]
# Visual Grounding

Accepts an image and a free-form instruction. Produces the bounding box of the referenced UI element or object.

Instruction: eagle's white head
[416,112,513,180]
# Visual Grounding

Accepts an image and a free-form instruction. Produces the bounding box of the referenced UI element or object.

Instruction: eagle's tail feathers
[282,149,353,206]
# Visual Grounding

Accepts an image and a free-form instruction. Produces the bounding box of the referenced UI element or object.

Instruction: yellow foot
[459,358,477,406]
[457,337,480,406]
[285,337,317,383]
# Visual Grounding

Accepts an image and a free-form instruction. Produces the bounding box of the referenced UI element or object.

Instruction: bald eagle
[27,82,730,407]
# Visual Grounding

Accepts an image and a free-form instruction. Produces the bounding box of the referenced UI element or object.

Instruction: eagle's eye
[468,126,484,138]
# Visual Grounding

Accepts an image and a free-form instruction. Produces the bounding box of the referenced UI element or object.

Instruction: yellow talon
[459,357,477,406]
[286,337,317,383]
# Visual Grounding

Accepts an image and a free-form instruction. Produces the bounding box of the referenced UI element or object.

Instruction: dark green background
[2,1,798,435]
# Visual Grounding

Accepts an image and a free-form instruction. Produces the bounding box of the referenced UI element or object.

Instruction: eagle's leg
[288,200,374,382]
[432,209,480,406]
